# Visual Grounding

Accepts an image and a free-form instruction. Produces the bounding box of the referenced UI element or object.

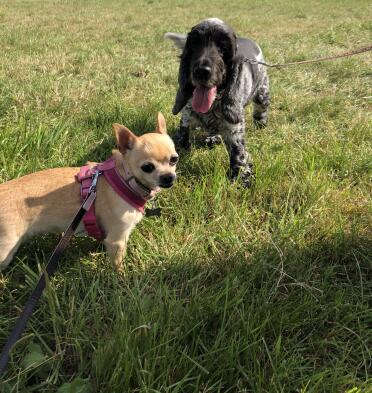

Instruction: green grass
[0,0,371,392]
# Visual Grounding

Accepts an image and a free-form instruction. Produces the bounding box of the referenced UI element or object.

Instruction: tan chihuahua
[0,112,178,272]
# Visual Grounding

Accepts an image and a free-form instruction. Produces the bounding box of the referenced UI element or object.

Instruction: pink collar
[76,157,154,240]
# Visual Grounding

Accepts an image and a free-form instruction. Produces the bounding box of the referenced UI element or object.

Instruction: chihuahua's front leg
[104,236,127,273]
[100,208,142,273]
[103,226,132,273]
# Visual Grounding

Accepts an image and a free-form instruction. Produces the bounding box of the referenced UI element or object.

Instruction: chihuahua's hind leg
[0,231,23,270]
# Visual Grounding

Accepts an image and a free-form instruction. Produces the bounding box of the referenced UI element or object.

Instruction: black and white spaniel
[165,18,270,187]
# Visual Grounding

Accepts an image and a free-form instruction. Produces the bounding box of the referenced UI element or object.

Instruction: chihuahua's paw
[112,259,125,276]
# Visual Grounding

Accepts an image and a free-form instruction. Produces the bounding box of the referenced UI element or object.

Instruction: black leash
[0,171,101,378]
[245,44,372,68]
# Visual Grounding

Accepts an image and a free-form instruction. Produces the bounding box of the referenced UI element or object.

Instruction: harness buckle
[88,170,101,194]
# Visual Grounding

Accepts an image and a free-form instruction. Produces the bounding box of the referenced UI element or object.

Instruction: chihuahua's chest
[93,179,144,240]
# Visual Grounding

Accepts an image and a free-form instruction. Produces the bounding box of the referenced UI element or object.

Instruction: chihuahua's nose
[159,173,176,188]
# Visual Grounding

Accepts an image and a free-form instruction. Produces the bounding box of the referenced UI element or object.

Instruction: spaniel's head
[167,18,237,114]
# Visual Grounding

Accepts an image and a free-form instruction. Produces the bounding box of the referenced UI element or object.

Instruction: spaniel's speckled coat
[166,18,270,187]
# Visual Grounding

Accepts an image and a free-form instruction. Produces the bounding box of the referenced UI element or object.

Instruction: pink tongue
[192,86,217,113]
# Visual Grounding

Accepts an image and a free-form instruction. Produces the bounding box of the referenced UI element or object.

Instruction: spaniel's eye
[141,163,155,173]
[217,43,227,55]
[170,156,179,166]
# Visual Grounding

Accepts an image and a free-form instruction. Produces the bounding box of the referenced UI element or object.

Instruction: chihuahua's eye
[170,156,179,166]
[141,163,155,173]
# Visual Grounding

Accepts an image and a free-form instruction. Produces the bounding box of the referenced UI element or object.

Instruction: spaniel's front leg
[173,105,191,150]
[253,71,270,128]
[223,121,253,188]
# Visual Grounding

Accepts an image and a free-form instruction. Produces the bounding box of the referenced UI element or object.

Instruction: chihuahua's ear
[112,123,137,153]
[155,112,167,134]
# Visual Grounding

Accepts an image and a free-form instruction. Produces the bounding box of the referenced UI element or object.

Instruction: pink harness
[76,157,148,241]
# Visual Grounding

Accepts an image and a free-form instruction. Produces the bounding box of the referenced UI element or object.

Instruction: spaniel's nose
[194,65,212,80]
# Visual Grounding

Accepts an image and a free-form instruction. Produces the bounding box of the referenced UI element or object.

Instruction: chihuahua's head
[113,113,178,192]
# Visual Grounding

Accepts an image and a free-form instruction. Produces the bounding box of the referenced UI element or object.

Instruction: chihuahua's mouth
[191,85,217,113]
[130,176,159,198]
[159,183,174,189]
[149,187,161,197]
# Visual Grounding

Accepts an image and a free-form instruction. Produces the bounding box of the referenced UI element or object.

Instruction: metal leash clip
[83,170,101,211]
[88,170,101,193]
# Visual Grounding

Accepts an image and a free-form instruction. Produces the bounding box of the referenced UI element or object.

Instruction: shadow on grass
[0,231,370,391]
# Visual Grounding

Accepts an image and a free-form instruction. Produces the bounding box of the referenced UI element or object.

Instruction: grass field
[0,0,371,392]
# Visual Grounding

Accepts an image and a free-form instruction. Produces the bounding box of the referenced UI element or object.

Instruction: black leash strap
[0,173,100,378]
[245,44,372,68]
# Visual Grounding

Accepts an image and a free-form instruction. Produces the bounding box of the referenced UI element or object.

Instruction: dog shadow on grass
[1,232,370,388]
[0,234,103,288]
[3,231,370,303]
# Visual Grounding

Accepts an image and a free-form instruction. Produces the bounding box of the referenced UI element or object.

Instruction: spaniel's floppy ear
[221,56,245,124]
[232,31,238,57]
[223,28,238,67]
[172,40,194,115]
[173,86,193,115]
[164,33,187,51]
